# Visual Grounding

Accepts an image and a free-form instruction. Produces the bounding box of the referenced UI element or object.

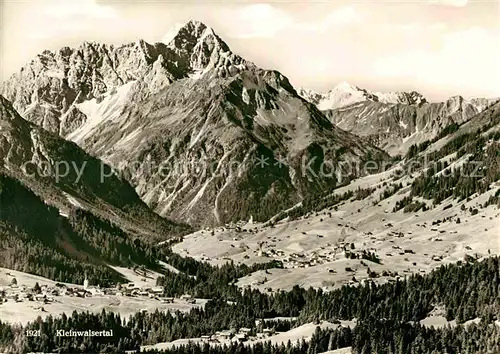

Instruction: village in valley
[1,267,350,347]
[0,270,197,309]
[0,266,207,326]
[139,318,357,351]
[172,177,499,294]
[0,168,497,349]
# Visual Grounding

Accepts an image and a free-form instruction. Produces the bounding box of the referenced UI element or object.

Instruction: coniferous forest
[0,255,498,353]
[1,120,499,353]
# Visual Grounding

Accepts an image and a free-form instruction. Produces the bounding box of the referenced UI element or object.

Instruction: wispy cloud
[297,6,361,32]
[221,4,293,39]
[373,27,500,96]
[223,4,361,39]
[427,0,468,7]
[44,0,117,20]
[27,0,120,39]
[383,21,447,34]
[28,22,92,40]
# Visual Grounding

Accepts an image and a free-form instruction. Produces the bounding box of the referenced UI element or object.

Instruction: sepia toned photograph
[0,0,499,353]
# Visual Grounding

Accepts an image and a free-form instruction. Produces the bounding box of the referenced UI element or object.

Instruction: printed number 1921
[25,329,41,337]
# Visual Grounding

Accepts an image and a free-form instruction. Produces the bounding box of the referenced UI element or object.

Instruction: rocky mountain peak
[174,20,211,40]
[331,81,359,93]
[1,24,391,227]
[392,90,427,105]
[0,19,253,137]
[163,20,239,74]
[167,20,208,48]
[164,20,230,56]
[296,88,322,105]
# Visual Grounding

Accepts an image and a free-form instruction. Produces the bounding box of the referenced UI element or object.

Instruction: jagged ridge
[1,21,249,136]
[298,83,498,156]
[1,21,389,227]
[298,82,427,111]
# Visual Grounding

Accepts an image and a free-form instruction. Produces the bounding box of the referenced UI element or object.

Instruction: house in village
[235,333,247,342]
[180,294,195,303]
[150,286,165,296]
[216,331,233,340]
[263,328,275,336]
[105,288,116,296]
[239,328,251,335]
[7,293,19,302]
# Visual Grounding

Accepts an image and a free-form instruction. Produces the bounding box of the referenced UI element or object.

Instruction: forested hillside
[0,94,191,241]
[0,252,498,353]
[402,102,500,209]
[0,173,173,285]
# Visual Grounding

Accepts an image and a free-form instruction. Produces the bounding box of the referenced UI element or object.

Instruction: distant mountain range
[1,19,498,228]
[298,83,498,155]
[297,82,427,110]
[1,20,387,227]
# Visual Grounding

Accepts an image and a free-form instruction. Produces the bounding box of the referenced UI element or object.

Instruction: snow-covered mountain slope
[1,21,388,228]
[1,20,249,137]
[297,82,427,111]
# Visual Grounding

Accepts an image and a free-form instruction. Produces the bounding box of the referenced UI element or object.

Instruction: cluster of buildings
[199,327,276,343]
[111,282,169,299]
[0,280,93,306]
[257,242,350,270]
[0,275,195,307]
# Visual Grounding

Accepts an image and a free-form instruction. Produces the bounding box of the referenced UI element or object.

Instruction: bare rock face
[2,20,389,227]
[298,84,498,156]
[62,65,387,227]
[322,96,499,155]
[1,21,250,137]
[2,41,156,134]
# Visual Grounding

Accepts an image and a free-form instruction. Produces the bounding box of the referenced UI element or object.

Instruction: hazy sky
[1,0,499,101]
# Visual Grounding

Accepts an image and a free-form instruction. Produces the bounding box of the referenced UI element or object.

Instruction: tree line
[0,254,498,353]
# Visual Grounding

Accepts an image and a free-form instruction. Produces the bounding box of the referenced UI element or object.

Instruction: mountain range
[0,18,499,352]
[298,83,498,155]
[0,18,498,244]
[1,20,387,227]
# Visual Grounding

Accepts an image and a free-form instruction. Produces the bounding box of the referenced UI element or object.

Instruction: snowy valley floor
[0,266,206,325]
[172,167,500,293]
